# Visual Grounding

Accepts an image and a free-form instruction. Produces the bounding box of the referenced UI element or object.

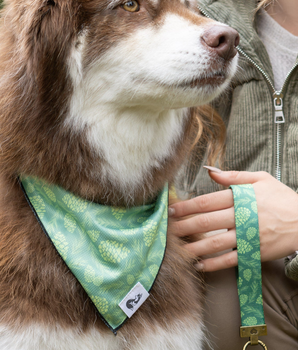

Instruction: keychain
[230,185,268,350]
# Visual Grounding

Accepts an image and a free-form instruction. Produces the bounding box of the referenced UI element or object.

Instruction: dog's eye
[122,1,140,12]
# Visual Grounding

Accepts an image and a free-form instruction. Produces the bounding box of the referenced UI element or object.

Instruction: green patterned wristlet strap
[230,185,268,349]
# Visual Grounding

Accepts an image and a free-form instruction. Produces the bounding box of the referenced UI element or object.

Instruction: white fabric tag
[118,282,150,318]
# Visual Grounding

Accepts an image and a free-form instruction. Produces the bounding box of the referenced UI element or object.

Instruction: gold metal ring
[243,340,268,349]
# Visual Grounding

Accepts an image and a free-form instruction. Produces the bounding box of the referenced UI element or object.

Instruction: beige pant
[203,259,298,350]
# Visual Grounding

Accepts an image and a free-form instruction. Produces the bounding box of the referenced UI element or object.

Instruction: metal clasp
[243,340,268,349]
[240,325,267,348]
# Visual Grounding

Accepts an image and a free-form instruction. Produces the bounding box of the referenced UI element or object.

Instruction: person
[170,0,298,349]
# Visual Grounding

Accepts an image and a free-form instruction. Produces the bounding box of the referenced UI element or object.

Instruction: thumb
[203,166,268,187]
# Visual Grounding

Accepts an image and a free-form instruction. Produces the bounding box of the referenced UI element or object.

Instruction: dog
[0,0,238,349]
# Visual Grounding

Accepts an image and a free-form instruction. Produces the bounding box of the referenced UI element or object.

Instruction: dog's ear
[0,0,82,131]
[1,0,79,40]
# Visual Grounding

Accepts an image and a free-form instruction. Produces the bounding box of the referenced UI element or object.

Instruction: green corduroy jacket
[178,0,298,280]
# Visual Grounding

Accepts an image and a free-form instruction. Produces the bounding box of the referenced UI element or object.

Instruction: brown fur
[0,0,227,346]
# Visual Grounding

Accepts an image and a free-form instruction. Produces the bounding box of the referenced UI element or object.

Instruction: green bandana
[20,176,168,334]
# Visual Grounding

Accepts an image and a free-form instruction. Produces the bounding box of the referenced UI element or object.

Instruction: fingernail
[194,262,204,271]
[203,165,222,174]
[168,207,175,217]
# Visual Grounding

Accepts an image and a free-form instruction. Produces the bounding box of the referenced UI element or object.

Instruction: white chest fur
[67,100,188,191]
[0,320,204,350]
[66,13,237,194]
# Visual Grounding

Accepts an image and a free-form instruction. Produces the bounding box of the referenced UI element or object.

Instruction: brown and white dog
[0,0,238,349]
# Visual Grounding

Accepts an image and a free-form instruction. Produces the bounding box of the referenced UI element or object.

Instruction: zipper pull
[273,94,285,124]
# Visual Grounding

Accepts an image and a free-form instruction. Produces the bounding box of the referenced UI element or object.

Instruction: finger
[185,229,237,256]
[207,169,270,187]
[169,189,233,218]
[172,207,235,237]
[195,250,238,272]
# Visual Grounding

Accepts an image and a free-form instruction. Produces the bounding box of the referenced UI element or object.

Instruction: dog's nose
[202,25,240,60]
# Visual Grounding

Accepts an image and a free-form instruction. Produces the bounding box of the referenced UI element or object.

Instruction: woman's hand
[169,168,298,272]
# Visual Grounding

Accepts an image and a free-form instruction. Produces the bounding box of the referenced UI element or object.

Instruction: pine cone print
[64,213,77,233]
[26,182,35,194]
[98,240,130,264]
[243,269,252,282]
[111,208,126,221]
[251,201,258,214]
[251,251,261,260]
[243,317,258,326]
[62,194,87,213]
[43,186,56,202]
[87,230,100,242]
[240,294,248,306]
[91,296,109,314]
[84,265,96,283]
[52,232,69,260]
[31,195,46,219]
[237,238,253,254]
[246,227,257,240]
[235,207,251,226]
[256,295,263,305]
[144,220,158,247]
[84,266,103,286]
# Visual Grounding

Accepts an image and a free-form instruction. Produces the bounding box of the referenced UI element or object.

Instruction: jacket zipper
[199,6,298,181]
[236,47,293,181]
[228,48,298,181]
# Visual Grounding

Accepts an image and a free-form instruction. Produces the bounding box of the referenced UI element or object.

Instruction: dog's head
[1,0,239,109]
[0,0,238,205]
[66,0,239,110]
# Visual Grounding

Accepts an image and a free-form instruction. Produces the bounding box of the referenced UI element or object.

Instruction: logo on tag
[119,282,149,318]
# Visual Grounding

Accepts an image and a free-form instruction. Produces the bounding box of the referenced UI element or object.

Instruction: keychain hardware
[240,325,267,347]
[243,339,268,349]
